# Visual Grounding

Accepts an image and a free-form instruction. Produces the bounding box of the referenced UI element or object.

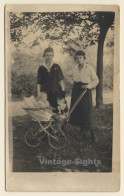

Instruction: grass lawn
[11,104,113,172]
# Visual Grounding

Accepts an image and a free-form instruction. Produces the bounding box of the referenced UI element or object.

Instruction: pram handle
[65,89,87,122]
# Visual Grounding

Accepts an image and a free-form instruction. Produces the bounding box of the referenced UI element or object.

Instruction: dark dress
[37,63,64,110]
[69,82,93,130]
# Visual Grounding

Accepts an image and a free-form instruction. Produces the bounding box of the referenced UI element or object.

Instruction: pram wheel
[25,130,41,147]
[38,128,46,138]
[48,125,66,149]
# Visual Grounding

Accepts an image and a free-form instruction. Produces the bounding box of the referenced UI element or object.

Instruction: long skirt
[69,82,93,130]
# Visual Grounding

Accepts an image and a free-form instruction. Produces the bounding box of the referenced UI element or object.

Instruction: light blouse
[73,63,99,89]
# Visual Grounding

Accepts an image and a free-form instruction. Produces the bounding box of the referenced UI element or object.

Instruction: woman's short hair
[43,47,54,57]
[74,50,86,61]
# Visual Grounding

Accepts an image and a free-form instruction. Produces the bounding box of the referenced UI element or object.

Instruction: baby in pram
[37,91,68,117]
[37,92,68,132]
[22,92,68,123]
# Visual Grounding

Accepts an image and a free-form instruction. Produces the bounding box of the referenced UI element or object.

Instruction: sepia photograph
[5,4,120,191]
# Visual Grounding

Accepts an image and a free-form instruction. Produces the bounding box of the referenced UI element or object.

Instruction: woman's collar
[42,60,54,70]
[77,62,87,71]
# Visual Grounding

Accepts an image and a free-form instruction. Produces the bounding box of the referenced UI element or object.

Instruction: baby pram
[23,89,87,150]
[23,106,66,149]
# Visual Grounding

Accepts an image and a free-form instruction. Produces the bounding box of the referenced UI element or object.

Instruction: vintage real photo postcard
[5,4,120,191]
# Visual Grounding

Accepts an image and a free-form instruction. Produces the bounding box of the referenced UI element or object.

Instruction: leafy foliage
[9,11,114,51]
[103,65,113,90]
[10,12,100,49]
[11,71,37,97]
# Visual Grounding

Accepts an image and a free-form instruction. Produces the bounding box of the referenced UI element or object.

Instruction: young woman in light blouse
[69,50,99,139]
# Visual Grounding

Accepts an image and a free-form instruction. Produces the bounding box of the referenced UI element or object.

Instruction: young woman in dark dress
[37,47,65,113]
[69,50,99,139]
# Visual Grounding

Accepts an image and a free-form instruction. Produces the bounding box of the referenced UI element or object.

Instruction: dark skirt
[69,82,93,130]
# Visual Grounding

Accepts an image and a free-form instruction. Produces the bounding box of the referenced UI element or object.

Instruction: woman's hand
[59,90,66,99]
[81,84,87,89]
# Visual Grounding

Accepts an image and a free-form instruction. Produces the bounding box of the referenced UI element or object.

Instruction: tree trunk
[96,26,109,107]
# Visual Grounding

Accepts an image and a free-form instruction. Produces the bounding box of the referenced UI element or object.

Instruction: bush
[11,71,37,97]
[103,64,113,90]
[11,70,73,97]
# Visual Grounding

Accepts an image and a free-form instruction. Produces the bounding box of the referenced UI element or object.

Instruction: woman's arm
[82,66,99,89]
[57,65,66,98]
[59,80,65,92]
[87,69,99,89]
[37,66,42,99]
[59,80,66,99]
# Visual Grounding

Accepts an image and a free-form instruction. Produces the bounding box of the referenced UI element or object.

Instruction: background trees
[9,11,114,106]
[95,12,114,107]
